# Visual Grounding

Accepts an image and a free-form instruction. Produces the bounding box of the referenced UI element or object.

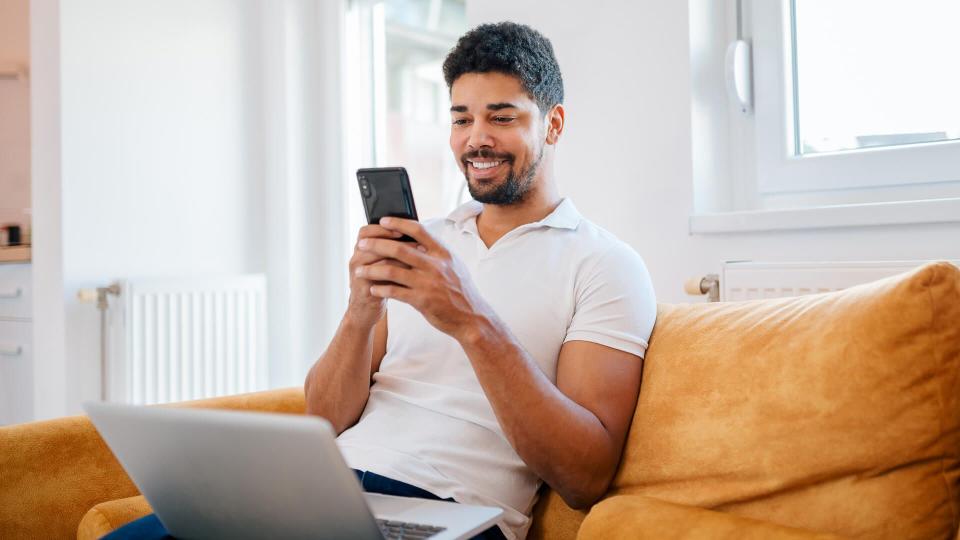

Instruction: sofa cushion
[527,488,586,540]
[578,494,846,540]
[0,414,139,540]
[611,261,960,539]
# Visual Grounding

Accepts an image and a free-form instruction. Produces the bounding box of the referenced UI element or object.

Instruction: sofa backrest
[609,261,960,539]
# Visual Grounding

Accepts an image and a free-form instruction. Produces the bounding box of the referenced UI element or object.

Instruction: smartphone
[357,167,419,242]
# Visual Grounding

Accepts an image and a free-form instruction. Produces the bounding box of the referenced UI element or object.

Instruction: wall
[31,0,345,420]
[31,0,67,420]
[0,0,31,227]
[33,0,269,419]
[467,0,960,304]
[56,0,268,414]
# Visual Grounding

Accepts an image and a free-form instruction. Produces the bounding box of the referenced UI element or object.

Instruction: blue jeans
[101,469,507,540]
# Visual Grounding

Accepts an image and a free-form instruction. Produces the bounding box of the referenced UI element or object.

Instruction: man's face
[449,72,545,205]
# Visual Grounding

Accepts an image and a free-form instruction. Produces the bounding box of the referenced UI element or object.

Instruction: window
[793,1,960,156]
[690,0,960,232]
[752,0,960,195]
[343,0,468,248]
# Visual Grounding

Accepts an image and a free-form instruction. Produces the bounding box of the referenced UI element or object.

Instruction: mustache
[461,149,513,162]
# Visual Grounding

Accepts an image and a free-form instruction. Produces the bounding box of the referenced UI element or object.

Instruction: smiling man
[305,22,657,540]
[97,21,653,540]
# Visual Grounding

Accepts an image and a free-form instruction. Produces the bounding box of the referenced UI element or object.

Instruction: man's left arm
[356,217,653,509]
[458,322,644,510]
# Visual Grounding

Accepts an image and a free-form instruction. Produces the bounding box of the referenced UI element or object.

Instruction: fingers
[351,225,409,269]
[369,283,414,303]
[357,224,404,240]
[378,218,443,253]
[351,250,410,270]
[357,237,430,269]
[357,263,414,288]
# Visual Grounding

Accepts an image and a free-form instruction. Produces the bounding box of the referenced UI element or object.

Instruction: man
[106,21,655,540]
[305,22,656,540]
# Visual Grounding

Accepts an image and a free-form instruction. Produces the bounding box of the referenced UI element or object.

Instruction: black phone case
[357,167,419,242]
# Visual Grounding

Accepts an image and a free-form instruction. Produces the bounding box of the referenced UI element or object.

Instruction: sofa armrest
[0,387,305,540]
[577,495,847,540]
[77,495,153,540]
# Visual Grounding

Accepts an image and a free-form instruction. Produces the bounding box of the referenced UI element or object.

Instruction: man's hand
[348,224,407,329]
[354,217,489,340]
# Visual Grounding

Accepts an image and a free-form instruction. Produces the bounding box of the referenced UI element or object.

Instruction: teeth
[471,161,502,170]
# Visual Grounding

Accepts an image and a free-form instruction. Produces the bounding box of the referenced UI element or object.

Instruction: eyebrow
[449,102,520,113]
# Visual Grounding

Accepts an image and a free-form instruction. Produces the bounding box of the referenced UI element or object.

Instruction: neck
[475,174,562,248]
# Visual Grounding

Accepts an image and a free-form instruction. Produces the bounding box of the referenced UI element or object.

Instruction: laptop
[84,401,503,540]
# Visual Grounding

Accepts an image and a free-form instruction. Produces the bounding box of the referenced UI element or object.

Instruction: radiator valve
[77,283,122,310]
[684,274,720,302]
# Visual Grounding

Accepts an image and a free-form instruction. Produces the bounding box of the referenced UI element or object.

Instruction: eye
[493,116,516,124]
[452,118,471,126]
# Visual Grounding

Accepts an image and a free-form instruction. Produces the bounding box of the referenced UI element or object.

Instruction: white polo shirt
[336,198,657,540]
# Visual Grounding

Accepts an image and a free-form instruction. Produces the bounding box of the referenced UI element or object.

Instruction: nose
[466,120,494,150]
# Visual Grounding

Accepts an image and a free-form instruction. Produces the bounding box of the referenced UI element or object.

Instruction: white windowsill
[689,197,960,234]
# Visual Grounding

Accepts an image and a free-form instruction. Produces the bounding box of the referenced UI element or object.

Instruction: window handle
[725,39,753,114]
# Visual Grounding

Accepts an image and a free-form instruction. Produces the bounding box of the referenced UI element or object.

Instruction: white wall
[0,0,31,226]
[60,0,267,281]
[30,0,346,420]
[32,0,268,417]
[467,0,960,304]
[59,0,270,413]
[31,0,67,420]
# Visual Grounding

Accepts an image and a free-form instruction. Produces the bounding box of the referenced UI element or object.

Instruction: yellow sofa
[1,261,958,539]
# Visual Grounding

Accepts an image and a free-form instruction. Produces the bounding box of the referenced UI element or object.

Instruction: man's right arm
[303,313,387,434]
[303,224,398,434]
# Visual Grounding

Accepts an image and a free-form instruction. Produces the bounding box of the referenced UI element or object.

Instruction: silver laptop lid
[84,401,383,540]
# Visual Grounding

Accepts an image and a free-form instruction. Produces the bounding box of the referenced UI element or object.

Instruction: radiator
[104,275,268,405]
[721,260,959,302]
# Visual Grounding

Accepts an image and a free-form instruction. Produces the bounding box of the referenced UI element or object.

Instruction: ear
[544,104,565,145]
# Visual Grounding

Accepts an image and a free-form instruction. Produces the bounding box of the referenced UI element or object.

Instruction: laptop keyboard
[376,518,447,539]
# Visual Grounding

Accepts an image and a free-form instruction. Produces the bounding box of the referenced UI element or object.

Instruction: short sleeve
[563,243,657,358]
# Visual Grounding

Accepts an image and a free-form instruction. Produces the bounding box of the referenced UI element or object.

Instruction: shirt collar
[445,198,582,231]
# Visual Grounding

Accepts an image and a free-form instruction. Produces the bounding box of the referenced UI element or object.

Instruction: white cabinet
[0,262,31,318]
[0,319,32,425]
[0,263,32,425]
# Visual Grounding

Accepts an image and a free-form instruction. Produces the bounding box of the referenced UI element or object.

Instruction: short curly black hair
[442,22,564,115]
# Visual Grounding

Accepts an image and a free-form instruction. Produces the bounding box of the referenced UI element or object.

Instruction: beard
[463,145,544,205]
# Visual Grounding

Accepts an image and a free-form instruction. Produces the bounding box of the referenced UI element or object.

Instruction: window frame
[342,0,468,250]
